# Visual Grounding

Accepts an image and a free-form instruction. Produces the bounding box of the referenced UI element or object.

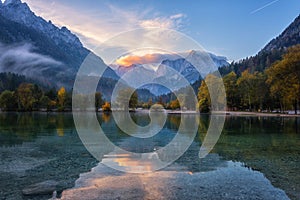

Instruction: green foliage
[181,87,197,110]
[116,88,138,110]
[39,96,51,110]
[219,49,284,76]
[0,72,32,92]
[223,72,238,110]
[17,83,36,111]
[95,92,103,111]
[198,80,210,113]
[129,91,138,110]
[237,71,268,111]
[0,90,17,111]
[45,88,57,101]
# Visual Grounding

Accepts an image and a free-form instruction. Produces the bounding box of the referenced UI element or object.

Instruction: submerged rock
[22,180,58,195]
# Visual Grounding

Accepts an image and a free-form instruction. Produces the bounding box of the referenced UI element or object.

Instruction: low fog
[0,42,70,87]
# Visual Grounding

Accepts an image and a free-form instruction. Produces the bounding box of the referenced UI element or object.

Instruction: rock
[22,180,58,195]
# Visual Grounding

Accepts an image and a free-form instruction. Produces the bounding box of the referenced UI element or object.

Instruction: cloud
[170,13,185,20]
[116,54,163,67]
[115,52,183,67]
[24,1,187,50]
[0,43,63,77]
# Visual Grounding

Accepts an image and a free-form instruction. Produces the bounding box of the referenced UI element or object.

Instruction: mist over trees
[0,45,299,114]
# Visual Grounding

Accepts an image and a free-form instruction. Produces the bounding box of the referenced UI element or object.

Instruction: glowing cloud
[115,52,183,67]
[116,54,161,67]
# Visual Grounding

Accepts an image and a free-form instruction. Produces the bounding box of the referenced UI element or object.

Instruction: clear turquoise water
[0,113,299,199]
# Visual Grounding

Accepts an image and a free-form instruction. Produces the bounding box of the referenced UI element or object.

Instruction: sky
[17,0,300,61]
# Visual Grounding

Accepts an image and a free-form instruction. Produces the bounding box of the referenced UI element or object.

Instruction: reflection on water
[0,113,74,147]
[60,161,289,200]
[0,113,299,199]
[77,112,199,173]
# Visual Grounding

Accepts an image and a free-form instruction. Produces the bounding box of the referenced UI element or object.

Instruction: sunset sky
[19,0,300,61]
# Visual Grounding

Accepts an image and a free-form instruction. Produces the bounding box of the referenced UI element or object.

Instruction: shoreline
[0,110,299,117]
[216,111,300,117]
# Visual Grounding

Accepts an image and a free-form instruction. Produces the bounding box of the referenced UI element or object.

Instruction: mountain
[0,0,119,98]
[114,51,229,95]
[219,14,300,76]
[263,14,300,52]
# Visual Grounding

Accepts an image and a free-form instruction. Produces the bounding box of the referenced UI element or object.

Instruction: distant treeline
[0,45,299,113]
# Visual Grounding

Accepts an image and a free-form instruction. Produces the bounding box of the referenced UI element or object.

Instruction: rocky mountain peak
[262,14,300,52]
[3,0,22,6]
[0,0,83,49]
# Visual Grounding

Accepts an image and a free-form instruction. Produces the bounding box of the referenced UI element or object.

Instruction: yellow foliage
[102,102,111,112]
[57,87,66,107]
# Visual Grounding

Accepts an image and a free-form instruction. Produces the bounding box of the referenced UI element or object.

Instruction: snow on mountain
[0,0,82,48]
[113,51,229,95]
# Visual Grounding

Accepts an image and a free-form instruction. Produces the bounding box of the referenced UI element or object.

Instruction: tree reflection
[0,113,74,146]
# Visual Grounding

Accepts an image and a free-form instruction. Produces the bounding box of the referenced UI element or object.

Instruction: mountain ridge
[0,0,120,99]
[262,14,300,52]
[114,51,229,95]
[219,14,300,76]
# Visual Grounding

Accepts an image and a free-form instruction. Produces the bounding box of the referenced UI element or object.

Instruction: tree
[198,80,210,113]
[39,95,50,110]
[170,99,180,110]
[237,71,267,111]
[32,84,43,109]
[148,98,153,107]
[102,102,111,112]
[95,92,103,111]
[73,94,88,111]
[45,88,57,101]
[129,91,138,110]
[253,72,269,111]
[198,74,226,112]
[0,90,17,111]
[17,83,36,111]
[158,96,164,105]
[223,71,238,110]
[116,87,137,110]
[57,87,66,110]
[266,45,300,113]
[183,87,197,110]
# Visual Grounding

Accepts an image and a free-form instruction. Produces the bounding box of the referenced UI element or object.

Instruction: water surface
[0,113,299,199]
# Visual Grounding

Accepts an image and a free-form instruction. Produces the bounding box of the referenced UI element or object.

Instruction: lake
[0,112,299,199]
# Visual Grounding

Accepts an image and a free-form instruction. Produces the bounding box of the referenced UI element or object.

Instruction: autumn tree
[57,87,66,110]
[198,74,226,112]
[170,99,180,110]
[17,83,36,111]
[266,45,300,113]
[102,102,111,112]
